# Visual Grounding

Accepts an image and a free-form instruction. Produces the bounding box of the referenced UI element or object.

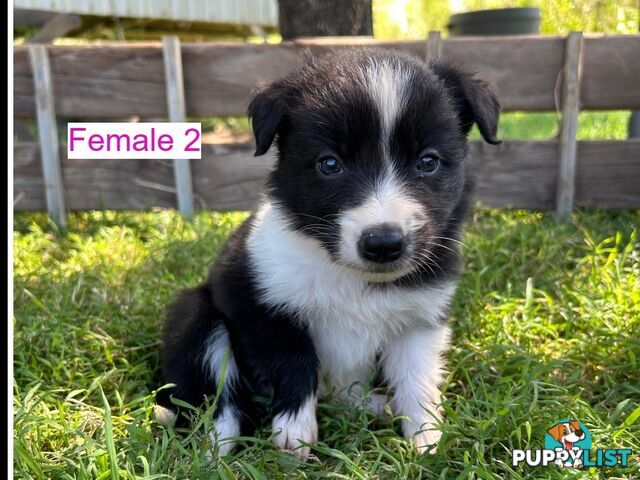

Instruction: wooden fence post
[162,35,195,218]
[425,31,442,62]
[28,44,66,228]
[555,32,584,220]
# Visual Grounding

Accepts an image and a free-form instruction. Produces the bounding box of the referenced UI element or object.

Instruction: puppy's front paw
[205,406,241,459]
[411,427,442,455]
[154,404,177,427]
[272,396,318,459]
[366,392,392,417]
[399,408,442,455]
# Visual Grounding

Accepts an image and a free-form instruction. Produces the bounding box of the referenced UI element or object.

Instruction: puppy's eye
[416,154,440,174]
[318,157,343,176]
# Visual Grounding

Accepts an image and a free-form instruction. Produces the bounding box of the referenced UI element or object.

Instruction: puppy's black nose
[359,225,406,263]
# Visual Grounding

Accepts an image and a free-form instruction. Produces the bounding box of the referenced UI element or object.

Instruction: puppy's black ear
[247,81,290,156]
[431,62,501,145]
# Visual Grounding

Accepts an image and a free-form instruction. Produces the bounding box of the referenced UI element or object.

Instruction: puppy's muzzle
[358,224,406,263]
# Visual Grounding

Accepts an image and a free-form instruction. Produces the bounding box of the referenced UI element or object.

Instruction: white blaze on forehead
[364,59,411,160]
[338,169,425,268]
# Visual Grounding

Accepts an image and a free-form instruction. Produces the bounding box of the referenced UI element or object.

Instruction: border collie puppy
[156,48,500,458]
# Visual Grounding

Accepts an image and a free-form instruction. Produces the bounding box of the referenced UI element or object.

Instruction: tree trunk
[278,0,373,40]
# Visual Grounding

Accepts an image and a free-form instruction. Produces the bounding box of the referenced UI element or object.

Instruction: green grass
[469,111,633,140]
[13,208,640,479]
[193,111,633,142]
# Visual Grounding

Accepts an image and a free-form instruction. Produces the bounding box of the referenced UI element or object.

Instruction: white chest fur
[247,203,456,390]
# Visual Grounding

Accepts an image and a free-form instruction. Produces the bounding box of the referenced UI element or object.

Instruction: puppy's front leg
[382,325,450,454]
[247,319,319,459]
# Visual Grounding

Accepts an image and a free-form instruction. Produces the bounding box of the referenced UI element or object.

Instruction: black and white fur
[156,48,500,458]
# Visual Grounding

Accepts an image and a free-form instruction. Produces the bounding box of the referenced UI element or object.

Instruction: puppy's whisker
[292,212,342,224]
[414,252,446,276]
[423,241,458,254]
[429,236,467,248]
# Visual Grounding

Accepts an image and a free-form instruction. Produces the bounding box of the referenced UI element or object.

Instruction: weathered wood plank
[441,35,565,112]
[468,141,559,210]
[14,9,57,26]
[29,45,66,227]
[14,35,640,118]
[192,143,274,210]
[556,32,584,220]
[14,142,177,210]
[14,142,46,210]
[581,35,640,110]
[30,13,81,43]
[15,45,168,118]
[13,140,640,212]
[162,36,195,217]
[425,31,442,61]
[575,141,640,208]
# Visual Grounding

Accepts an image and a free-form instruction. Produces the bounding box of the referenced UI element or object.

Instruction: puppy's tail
[156,285,220,427]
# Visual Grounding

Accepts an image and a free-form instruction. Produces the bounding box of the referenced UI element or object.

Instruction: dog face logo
[544,420,592,468]
[547,421,585,449]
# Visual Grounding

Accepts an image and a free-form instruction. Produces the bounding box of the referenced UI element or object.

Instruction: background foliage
[373,0,639,38]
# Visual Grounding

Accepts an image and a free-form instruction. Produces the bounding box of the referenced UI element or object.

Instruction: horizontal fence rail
[12,34,640,217]
[14,35,640,117]
[14,140,640,211]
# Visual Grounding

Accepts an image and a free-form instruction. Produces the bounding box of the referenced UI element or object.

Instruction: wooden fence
[13,33,640,225]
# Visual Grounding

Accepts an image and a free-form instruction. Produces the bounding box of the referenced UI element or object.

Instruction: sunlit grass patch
[469,111,633,141]
[13,208,640,478]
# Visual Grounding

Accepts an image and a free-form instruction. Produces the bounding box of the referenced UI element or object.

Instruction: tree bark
[278,0,373,40]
